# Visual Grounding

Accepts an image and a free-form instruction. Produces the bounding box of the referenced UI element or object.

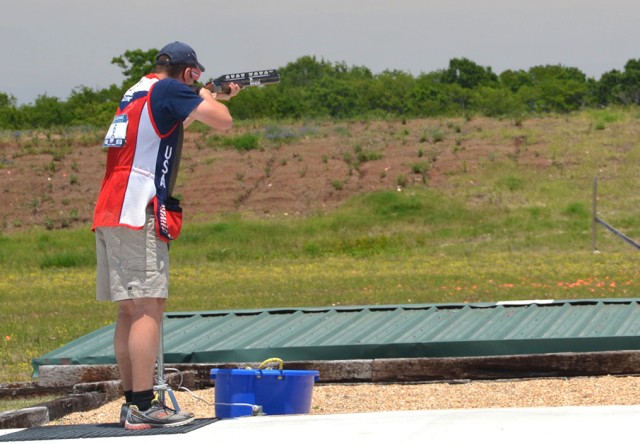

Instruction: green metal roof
[33,298,640,375]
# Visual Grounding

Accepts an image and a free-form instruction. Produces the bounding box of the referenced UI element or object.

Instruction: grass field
[2,110,640,383]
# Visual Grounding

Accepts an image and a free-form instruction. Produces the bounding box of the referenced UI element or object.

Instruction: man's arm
[184,84,240,130]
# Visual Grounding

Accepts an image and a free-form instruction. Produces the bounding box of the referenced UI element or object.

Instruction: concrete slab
[1,404,638,443]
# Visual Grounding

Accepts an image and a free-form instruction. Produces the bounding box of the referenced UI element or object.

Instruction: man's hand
[197,82,240,101]
[215,82,241,101]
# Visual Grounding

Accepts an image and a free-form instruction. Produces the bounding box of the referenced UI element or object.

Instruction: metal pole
[592,176,598,252]
[154,316,182,411]
[594,217,640,250]
[591,176,640,251]
[156,317,166,404]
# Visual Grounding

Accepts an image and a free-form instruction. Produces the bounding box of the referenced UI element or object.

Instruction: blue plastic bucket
[210,368,320,418]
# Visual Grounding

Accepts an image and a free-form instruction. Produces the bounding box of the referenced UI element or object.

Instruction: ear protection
[190,67,202,81]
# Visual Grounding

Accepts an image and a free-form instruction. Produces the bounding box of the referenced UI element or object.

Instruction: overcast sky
[2,0,639,104]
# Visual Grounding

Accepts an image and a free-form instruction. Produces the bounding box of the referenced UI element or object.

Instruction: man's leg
[120,297,195,430]
[115,298,165,409]
[114,307,134,426]
[114,308,133,394]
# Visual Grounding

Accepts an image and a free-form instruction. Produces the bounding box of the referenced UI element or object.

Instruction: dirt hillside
[0,117,540,232]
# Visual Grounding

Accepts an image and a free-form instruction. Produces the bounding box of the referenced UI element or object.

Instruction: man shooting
[92,41,240,430]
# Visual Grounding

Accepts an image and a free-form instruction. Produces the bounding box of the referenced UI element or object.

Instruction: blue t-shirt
[149,78,203,134]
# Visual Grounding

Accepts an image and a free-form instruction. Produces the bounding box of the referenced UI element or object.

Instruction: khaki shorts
[95,210,169,302]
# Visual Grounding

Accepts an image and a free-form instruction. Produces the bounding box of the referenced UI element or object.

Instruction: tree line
[2,49,640,130]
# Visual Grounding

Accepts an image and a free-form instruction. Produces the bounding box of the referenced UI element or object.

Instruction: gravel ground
[51,375,640,425]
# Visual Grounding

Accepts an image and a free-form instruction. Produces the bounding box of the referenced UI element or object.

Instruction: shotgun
[198,69,280,94]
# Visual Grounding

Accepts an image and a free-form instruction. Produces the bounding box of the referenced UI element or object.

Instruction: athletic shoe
[119,403,131,426]
[124,401,195,430]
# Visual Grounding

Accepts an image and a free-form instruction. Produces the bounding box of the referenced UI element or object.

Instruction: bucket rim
[210,368,320,378]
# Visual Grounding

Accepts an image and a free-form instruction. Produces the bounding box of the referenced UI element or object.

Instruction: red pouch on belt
[152,196,183,242]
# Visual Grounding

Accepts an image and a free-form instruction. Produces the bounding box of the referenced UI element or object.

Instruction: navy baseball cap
[156,41,205,72]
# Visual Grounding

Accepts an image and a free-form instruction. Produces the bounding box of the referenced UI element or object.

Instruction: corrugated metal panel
[33,299,640,375]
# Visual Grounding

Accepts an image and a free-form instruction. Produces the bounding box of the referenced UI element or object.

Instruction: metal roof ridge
[164,298,640,318]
